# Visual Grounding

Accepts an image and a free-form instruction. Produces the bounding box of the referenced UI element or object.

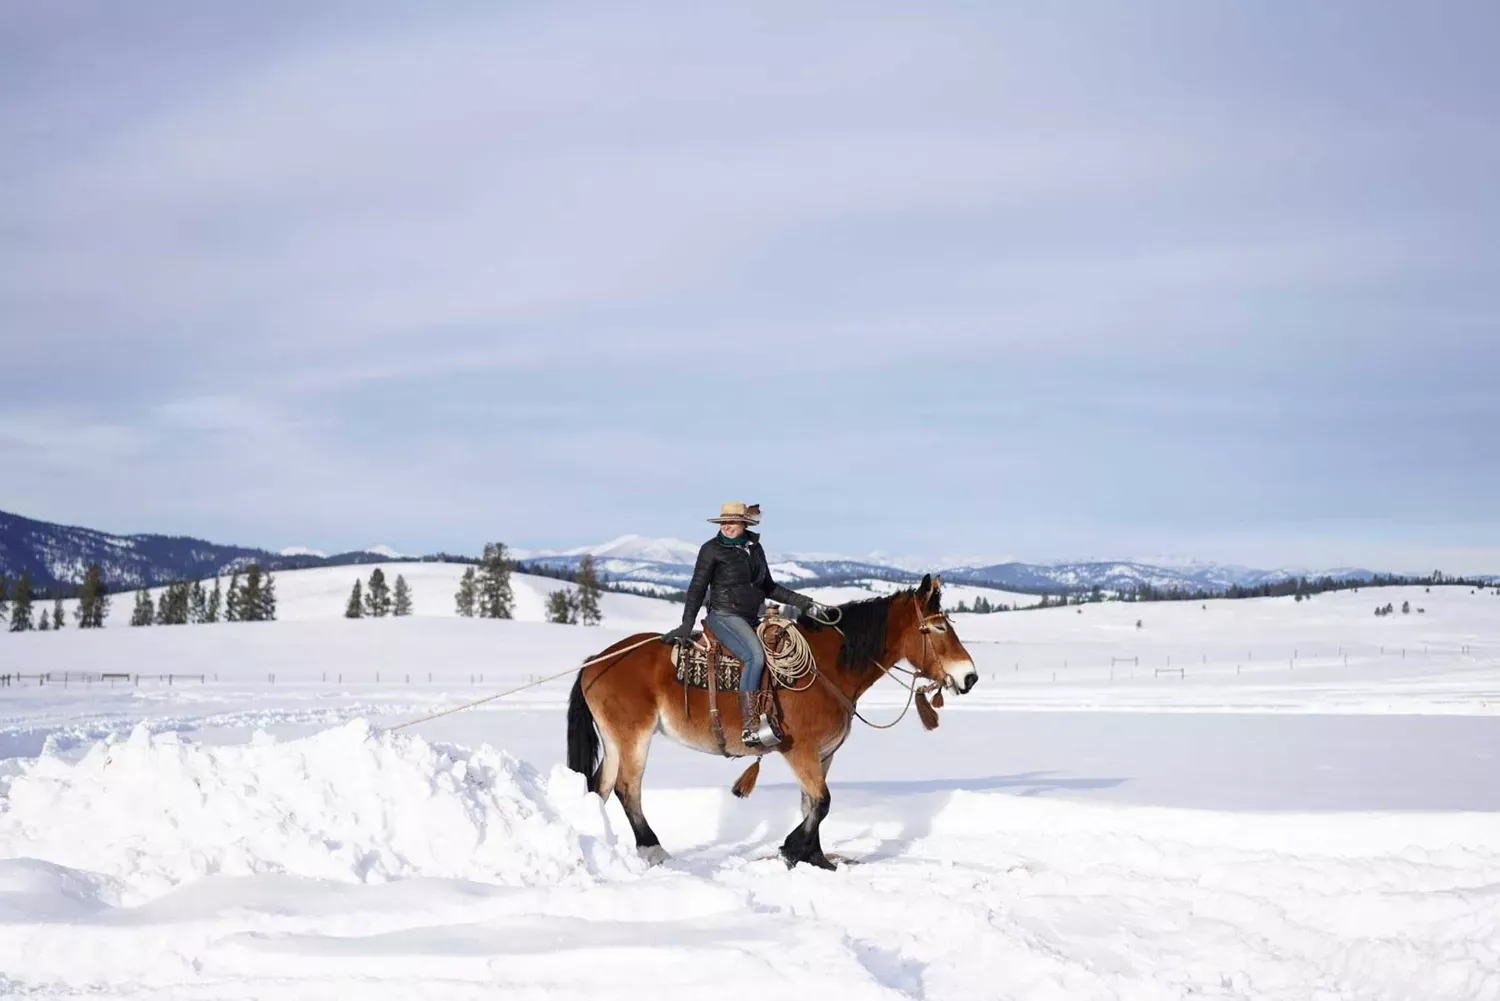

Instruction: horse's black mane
[796,584,940,673]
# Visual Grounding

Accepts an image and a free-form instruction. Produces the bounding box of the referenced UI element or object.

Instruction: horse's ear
[919,573,933,593]
[933,574,942,590]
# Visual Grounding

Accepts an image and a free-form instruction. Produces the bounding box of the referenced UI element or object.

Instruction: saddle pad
[671,638,744,691]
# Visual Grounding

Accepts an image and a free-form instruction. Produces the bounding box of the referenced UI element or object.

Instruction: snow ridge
[0,721,642,906]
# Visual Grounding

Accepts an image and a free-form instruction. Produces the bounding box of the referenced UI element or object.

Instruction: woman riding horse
[660,501,834,747]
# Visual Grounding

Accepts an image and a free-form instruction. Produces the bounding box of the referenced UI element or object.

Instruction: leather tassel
[931,690,945,709]
[731,760,761,799]
[915,689,940,730]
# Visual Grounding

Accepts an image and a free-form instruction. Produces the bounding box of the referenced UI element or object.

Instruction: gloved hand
[660,624,692,644]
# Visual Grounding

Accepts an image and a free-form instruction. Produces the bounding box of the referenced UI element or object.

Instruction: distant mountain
[0,510,412,592]
[0,508,1438,598]
[519,535,916,590]
[522,537,1386,595]
[940,560,1379,594]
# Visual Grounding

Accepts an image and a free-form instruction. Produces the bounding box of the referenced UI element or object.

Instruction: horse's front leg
[779,744,834,870]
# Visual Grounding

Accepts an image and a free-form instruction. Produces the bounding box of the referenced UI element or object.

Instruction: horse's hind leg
[601,715,667,865]
[779,744,834,870]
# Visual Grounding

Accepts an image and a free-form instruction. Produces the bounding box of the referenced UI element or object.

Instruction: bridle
[816,592,952,730]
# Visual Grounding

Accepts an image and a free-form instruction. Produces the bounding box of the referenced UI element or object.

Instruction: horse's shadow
[689,770,1128,867]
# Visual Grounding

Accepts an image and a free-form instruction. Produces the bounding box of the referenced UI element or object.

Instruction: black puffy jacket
[680,530,811,627]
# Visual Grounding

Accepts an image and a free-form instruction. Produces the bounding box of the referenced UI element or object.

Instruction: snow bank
[0,721,642,905]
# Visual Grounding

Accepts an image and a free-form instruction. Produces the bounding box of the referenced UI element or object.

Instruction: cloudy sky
[2,1,1497,571]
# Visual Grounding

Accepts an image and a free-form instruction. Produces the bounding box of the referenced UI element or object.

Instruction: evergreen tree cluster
[1121,569,1492,605]
[477,543,515,619]
[0,567,108,633]
[950,594,1010,614]
[543,556,605,625]
[128,566,272,627]
[546,588,578,624]
[513,557,642,600]
[345,568,413,618]
[3,570,31,633]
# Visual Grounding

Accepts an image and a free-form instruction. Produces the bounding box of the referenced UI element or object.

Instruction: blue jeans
[706,611,765,692]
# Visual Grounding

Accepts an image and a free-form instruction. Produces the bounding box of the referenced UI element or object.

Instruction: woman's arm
[757,547,813,611]
[679,541,716,628]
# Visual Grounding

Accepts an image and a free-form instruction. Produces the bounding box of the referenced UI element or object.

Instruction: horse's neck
[821,598,907,703]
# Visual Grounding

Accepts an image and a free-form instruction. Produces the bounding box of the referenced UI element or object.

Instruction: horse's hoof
[638,845,670,867]
[779,844,838,871]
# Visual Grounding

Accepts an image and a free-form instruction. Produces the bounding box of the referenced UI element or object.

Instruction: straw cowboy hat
[707,501,761,524]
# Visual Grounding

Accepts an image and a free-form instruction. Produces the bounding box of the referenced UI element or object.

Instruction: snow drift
[0,721,642,906]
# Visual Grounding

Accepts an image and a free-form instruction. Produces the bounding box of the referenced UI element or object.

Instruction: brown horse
[566,574,979,869]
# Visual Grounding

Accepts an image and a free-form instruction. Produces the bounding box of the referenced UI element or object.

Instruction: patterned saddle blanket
[669,616,799,691]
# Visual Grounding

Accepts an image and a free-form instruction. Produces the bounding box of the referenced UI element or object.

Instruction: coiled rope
[756,615,818,691]
[756,604,842,691]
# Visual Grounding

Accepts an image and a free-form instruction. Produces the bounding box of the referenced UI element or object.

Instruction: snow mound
[0,721,641,905]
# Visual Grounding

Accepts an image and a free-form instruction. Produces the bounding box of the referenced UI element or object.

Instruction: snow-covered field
[3,577,1499,998]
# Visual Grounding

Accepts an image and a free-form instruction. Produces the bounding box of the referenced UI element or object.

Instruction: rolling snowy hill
[0,509,421,592]
[4,508,1479,602]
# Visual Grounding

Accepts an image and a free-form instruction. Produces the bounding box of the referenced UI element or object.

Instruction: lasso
[756,604,840,691]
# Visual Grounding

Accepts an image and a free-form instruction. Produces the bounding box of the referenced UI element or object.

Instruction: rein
[817,600,947,730]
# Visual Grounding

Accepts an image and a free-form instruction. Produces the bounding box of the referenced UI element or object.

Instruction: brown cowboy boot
[739,690,760,745]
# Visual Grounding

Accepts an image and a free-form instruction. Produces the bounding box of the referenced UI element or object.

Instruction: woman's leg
[707,611,776,745]
[706,611,765,690]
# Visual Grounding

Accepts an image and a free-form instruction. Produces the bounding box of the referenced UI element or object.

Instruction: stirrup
[742,714,780,748]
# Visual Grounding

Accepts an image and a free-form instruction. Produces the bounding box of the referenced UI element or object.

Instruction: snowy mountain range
[3,510,1477,596]
[0,510,411,592]
[516,534,1389,595]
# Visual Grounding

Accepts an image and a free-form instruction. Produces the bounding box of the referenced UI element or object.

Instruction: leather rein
[814,596,949,730]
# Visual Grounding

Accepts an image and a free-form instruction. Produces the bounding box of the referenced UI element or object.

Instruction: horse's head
[897,574,979,695]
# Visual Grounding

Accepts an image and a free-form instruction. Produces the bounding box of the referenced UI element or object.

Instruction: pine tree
[546,589,574,624]
[392,574,413,616]
[239,566,264,622]
[75,564,108,628]
[159,581,190,625]
[575,555,603,626]
[131,587,154,626]
[364,568,391,617]
[206,578,222,623]
[190,580,207,623]
[38,612,50,631]
[475,543,514,619]
[346,580,364,618]
[225,572,243,622]
[454,566,477,617]
[52,597,64,630]
[259,569,277,622]
[0,574,8,626]
[8,570,34,633]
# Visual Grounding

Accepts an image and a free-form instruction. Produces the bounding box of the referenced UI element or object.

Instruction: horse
[566,573,979,869]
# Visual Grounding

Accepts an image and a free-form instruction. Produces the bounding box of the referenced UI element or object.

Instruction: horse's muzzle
[948,669,979,695]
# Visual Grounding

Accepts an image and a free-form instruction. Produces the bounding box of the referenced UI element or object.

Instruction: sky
[2,1,1498,573]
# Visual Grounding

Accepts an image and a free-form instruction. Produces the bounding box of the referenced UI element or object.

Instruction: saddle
[668,614,797,691]
[668,610,801,754]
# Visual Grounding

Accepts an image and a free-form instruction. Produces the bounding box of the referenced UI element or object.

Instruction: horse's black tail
[567,672,602,794]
